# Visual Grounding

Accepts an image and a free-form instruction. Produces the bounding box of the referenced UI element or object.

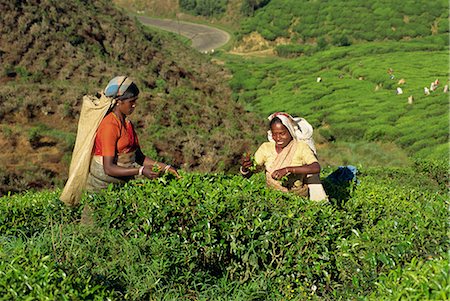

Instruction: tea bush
[0,235,113,300]
[367,257,449,300]
[179,0,228,17]
[0,168,447,299]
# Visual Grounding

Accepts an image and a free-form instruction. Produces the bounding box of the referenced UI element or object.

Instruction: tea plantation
[239,0,448,44]
[1,165,448,300]
[222,35,449,163]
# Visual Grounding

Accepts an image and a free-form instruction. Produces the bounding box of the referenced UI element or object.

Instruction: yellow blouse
[254,140,318,170]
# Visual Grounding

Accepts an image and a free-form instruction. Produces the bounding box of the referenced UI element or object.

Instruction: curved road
[137,16,230,53]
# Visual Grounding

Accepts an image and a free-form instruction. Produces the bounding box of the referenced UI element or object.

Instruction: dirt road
[137,16,230,53]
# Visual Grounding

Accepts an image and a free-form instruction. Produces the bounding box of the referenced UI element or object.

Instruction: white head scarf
[267,112,317,155]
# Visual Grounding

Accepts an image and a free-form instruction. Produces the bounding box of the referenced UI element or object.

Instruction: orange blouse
[93,112,139,157]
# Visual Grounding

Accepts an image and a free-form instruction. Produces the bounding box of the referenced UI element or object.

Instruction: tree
[241,0,271,16]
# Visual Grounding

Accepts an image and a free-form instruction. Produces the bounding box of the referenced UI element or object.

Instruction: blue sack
[326,165,359,185]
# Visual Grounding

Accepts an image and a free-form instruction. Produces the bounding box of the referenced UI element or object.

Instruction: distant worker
[396,87,403,95]
[430,82,437,92]
[397,78,406,85]
[316,76,322,83]
[430,79,440,92]
[424,87,430,95]
[408,95,414,104]
[240,112,327,201]
[387,68,395,79]
[444,85,449,93]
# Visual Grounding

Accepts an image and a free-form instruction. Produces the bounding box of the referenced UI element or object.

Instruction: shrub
[364,125,399,141]
[367,257,449,300]
[413,158,449,190]
[240,0,271,16]
[0,235,113,300]
[179,0,228,17]
[0,168,447,299]
[275,44,317,58]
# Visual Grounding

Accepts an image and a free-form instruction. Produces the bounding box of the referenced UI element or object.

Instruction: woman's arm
[102,155,158,178]
[240,153,254,178]
[287,162,320,175]
[271,162,320,180]
[240,144,267,177]
[135,148,180,177]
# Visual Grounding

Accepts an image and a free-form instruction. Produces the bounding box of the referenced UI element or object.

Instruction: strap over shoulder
[60,93,114,206]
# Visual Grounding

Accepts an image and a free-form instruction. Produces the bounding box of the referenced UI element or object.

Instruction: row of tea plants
[0,164,448,300]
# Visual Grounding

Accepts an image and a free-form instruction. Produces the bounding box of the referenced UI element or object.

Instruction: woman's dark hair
[270,117,283,127]
[116,82,140,101]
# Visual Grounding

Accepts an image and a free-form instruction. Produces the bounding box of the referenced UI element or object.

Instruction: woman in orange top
[86,76,179,192]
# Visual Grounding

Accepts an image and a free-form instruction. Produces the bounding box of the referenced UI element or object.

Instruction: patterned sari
[86,152,139,193]
[265,141,309,197]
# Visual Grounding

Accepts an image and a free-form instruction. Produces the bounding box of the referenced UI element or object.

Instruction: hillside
[236,0,449,53]
[222,37,449,164]
[113,0,256,29]
[114,0,449,54]
[1,1,449,299]
[0,0,264,196]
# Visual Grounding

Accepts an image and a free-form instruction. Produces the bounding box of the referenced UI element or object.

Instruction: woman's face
[271,122,293,148]
[118,97,138,115]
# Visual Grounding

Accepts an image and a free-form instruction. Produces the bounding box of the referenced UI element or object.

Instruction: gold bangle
[138,166,144,176]
[240,166,250,175]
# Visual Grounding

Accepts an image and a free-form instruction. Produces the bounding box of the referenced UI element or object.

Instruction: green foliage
[413,158,449,190]
[275,44,316,58]
[14,66,31,78]
[0,168,447,299]
[179,0,228,17]
[0,0,264,194]
[0,236,113,300]
[331,34,352,47]
[239,0,449,45]
[367,257,450,300]
[240,0,271,16]
[221,36,449,162]
[332,167,448,297]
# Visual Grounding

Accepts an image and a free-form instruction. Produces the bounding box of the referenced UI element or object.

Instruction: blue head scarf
[104,76,134,98]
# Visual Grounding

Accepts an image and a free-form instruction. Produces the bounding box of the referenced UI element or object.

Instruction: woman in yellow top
[240,112,323,198]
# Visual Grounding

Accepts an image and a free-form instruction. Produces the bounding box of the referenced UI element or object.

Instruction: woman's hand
[166,166,181,179]
[241,153,253,173]
[142,166,160,179]
[271,162,320,180]
[271,167,290,180]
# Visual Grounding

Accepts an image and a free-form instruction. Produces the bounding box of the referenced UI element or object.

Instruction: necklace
[112,111,126,126]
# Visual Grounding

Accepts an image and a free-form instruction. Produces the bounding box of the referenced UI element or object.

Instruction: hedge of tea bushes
[240,0,448,43]
[367,256,449,300]
[0,167,447,300]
